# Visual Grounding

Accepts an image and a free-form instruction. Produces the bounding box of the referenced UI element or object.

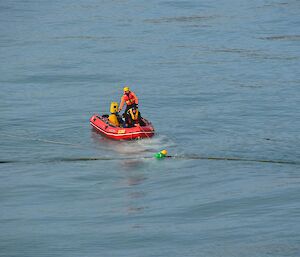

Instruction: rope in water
[1,133,298,165]
[0,155,298,165]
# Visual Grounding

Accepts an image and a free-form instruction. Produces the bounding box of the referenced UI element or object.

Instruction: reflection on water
[121,159,147,171]
[126,174,146,187]
[123,169,147,217]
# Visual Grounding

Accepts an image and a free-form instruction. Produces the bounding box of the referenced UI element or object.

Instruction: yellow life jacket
[128,108,139,121]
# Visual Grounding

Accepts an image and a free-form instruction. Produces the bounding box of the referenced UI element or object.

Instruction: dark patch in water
[2,74,121,84]
[0,160,17,164]
[259,35,300,41]
[53,35,114,42]
[160,1,212,9]
[144,15,216,24]
[208,47,298,60]
[256,2,289,9]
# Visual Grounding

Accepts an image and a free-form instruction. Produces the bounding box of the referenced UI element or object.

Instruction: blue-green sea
[1,0,300,256]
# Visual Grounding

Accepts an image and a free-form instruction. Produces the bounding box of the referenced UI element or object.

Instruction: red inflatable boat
[90,114,155,140]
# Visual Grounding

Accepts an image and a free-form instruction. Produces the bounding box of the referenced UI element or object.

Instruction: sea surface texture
[1,0,300,256]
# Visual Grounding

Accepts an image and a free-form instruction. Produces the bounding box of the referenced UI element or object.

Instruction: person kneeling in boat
[125,106,145,127]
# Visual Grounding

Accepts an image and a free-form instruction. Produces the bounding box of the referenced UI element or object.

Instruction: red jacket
[119,91,138,110]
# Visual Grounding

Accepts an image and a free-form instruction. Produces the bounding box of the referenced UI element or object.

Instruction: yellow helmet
[160,149,168,155]
[123,86,130,93]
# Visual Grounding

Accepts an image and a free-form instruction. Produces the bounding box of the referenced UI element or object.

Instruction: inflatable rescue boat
[90,114,155,140]
[90,102,154,140]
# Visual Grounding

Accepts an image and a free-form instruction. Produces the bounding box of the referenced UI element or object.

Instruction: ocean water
[1,0,300,256]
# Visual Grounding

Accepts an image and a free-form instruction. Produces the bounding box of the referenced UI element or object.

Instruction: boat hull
[90,114,155,140]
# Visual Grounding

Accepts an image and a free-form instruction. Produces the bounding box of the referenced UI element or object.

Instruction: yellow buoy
[160,149,168,155]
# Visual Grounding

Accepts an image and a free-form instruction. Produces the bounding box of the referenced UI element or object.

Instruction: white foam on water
[97,134,177,158]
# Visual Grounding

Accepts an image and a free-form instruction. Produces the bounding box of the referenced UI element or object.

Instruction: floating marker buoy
[154,149,168,159]
[160,149,168,155]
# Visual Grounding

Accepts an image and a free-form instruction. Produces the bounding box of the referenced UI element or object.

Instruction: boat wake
[91,132,175,155]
